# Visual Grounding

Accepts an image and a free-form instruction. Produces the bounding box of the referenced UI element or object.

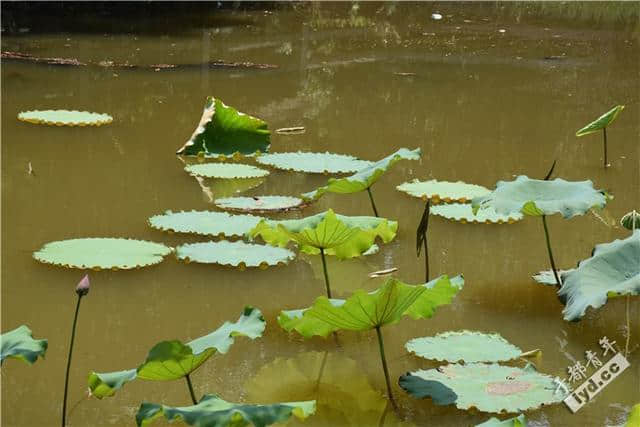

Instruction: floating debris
[368,267,398,278]
[275,126,306,135]
[431,13,443,20]
[394,72,416,77]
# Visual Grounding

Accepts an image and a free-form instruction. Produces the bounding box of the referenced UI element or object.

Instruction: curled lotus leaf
[576,105,625,137]
[175,240,295,269]
[396,179,490,203]
[430,203,523,224]
[532,269,575,286]
[148,210,263,238]
[621,210,640,231]
[476,414,527,427]
[17,110,113,126]
[256,151,373,174]
[406,331,523,363]
[184,163,269,179]
[136,394,315,427]
[1,325,48,365]
[33,238,172,270]
[558,230,640,321]
[302,148,421,202]
[399,363,567,413]
[214,196,304,213]
[176,97,270,158]
[471,176,607,218]
[88,307,265,398]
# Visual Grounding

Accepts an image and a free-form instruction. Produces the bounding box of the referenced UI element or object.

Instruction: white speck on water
[431,13,442,20]
[498,29,506,33]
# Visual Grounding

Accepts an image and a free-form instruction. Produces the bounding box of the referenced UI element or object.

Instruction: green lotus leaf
[175,241,295,269]
[476,414,527,427]
[471,176,607,218]
[256,151,373,174]
[430,203,523,224]
[214,196,304,213]
[278,275,464,338]
[576,105,625,137]
[406,331,523,363]
[626,403,640,427]
[185,163,270,179]
[558,230,640,321]
[136,394,315,427]
[18,110,113,126]
[396,179,490,203]
[33,238,172,270]
[89,307,265,398]
[301,148,421,202]
[621,210,640,231]
[400,363,567,413]
[148,210,263,238]
[532,269,575,286]
[1,325,48,365]
[176,97,270,157]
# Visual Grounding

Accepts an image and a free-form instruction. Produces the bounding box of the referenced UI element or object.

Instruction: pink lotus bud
[75,274,90,296]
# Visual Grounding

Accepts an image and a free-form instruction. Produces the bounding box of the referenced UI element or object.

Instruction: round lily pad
[256,152,373,174]
[184,163,270,179]
[148,210,263,238]
[397,179,490,203]
[175,240,295,269]
[430,203,523,224]
[214,196,305,213]
[33,238,172,270]
[406,331,523,363]
[18,110,113,127]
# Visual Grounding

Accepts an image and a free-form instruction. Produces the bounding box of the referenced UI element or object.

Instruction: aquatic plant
[17,110,113,127]
[184,163,270,179]
[429,204,523,224]
[175,240,296,270]
[576,105,625,168]
[148,210,263,238]
[476,414,527,427]
[626,404,640,427]
[214,196,305,213]
[0,325,47,365]
[256,151,373,174]
[621,210,640,231]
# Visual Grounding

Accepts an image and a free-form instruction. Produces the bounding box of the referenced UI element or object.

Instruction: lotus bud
[621,210,640,231]
[75,274,90,296]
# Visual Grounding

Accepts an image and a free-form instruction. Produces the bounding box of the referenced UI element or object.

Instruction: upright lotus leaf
[175,241,295,269]
[214,196,304,213]
[476,414,527,427]
[88,307,265,398]
[430,204,523,224]
[176,97,270,157]
[558,230,640,321]
[18,110,113,126]
[184,163,269,179]
[406,331,523,363]
[400,364,567,413]
[136,394,315,427]
[256,152,373,174]
[397,179,490,203]
[148,210,263,238]
[33,238,172,270]
[576,105,624,137]
[1,325,48,365]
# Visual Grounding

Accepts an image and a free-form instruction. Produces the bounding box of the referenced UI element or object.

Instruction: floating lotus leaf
[278,275,464,338]
[148,210,263,238]
[249,209,398,259]
[532,269,575,286]
[399,364,566,413]
[558,230,640,321]
[88,307,265,398]
[17,110,113,126]
[621,210,640,231]
[184,163,269,179]
[1,325,48,365]
[175,241,295,269]
[476,414,527,427]
[136,394,315,427]
[214,196,304,213]
[33,238,172,270]
[406,331,523,363]
[430,204,523,224]
[301,148,421,202]
[176,97,270,157]
[256,152,373,174]
[576,105,625,137]
[471,176,607,218]
[626,404,640,427]
[396,180,490,203]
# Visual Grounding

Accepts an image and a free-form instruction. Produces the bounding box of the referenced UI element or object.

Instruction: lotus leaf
[576,105,625,137]
[136,394,315,427]
[626,404,640,427]
[88,307,265,398]
[176,97,270,157]
[214,196,304,213]
[33,238,172,270]
[430,204,523,224]
[399,363,566,413]
[256,151,373,174]
[476,414,527,427]
[621,210,640,231]
[406,331,523,363]
[149,210,263,238]
[397,179,490,203]
[558,230,640,321]
[184,163,269,179]
[175,241,295,269]
[1,325,48,365]
[17,110,113,126]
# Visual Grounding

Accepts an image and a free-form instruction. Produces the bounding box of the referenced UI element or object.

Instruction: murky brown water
[2,3,639,426]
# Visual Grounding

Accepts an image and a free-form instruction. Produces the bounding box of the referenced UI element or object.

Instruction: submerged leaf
[1,325,48,365]
[396,180,490,203]
[576,105,625,137]
[406,331,523,363]
[476,414,527,427]
[148,210,263,238]
[256,151,373,174]
[17,110,113,126]
[175,241,295,269]
[214,196,304,213]
[184,163,269,179]
[430,203,523,224]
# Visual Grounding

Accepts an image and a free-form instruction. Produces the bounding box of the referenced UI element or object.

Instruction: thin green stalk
[367,187,380,217]
[62,294,84,427]
[185,374,198,405]
[542,215,562,287]
[375,326,397,409]
[320,248,332,298]
[603,127,608,168]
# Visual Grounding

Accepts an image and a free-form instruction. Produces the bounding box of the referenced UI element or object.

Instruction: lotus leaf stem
[320,248,332,298]
[541,215,562,287]
[367,187,380,217]
[62,294,84,427]
[314,351,329,392]
[185,373,198,405]
[375,326,397,409]
[603,127,609,168]
[417,200,431,282]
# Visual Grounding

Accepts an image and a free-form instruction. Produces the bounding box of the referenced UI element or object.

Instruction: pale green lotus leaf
[621,210,640,231]
[1,325,48,365]
[278,275,464,338]
[33,238,172,270]
[558,230,640,321]
[406,331,523,363]
[396,180,490,203]
[431,203,523,224]
[18,110,113,126]
[476,414,527,427]
[471,176,607,218]
[88,307,265,398]
[400,363,566,413]
[576,105,625,137]
[185,163,269,179]
[626,403,640,427]
[148,210,263,238]
[302,148,421,202]
[214,196,304,213]
[256,151,373,174]
[176,97,270,157]
[136,394,315,427]
[175,241,295,269]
